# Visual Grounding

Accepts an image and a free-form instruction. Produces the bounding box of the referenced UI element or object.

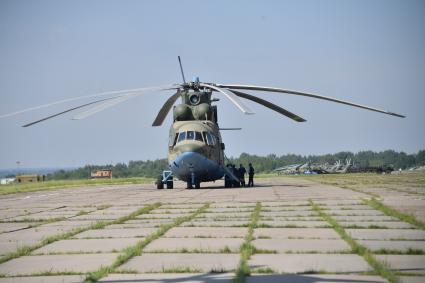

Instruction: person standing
[238,164,246,187]
[248,163,255,187]
[231,164,240,188]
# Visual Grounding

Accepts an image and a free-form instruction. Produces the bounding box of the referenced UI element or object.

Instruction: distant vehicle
[1,57,405,189]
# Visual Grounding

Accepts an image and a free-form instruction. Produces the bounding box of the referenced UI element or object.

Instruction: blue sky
[0,0,424,169]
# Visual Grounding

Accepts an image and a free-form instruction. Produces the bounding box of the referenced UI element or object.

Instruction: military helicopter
[1,57,405,189]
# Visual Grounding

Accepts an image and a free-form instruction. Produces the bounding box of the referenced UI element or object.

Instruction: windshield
[176,131,206,144]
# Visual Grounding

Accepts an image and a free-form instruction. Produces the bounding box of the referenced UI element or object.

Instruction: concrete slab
[254,228,339,239]
[99,273,234,283]
[0,276,84,283]
[322,205,376,210]
[399,276,425,283]
[249,254,372,273]
[0,240,39,255]
[74,227,157,238]
[247,274,387,283]
[333,215,398,222]
[198,212,252,218]
[144,237,243,252]
[375,255,425,274]
[181,220,249,227]
[0,223,32,233]
[0,253,117,276]
[206,208,253,213]
[137,213,190,219]
[261,211,318,217]
[253,239,350,253]
[340,221,414,229]
[358,240,425,252]
[328,209,385,216]
[347,229,425,240]
[258,220,330,228]
[118,253,239,272]
[33,238,141,254]
[151,208,197,214]
[165,227,248,238]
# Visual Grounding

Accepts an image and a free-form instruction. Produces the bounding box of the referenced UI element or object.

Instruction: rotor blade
[217,84,405,118]
[72,94,140,120]
[22,96,119,127]
[1,84,179,119]
[152,91,181,126]
[231,90,306,122]
[199,83,254,114]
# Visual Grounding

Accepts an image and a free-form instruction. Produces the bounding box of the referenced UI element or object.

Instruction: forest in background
[46,150,425,180]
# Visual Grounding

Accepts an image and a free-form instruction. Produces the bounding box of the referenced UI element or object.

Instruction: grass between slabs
[310,200,400,283]
[0,203,161,265]
[233,202,262,283]
[84,203,211,283]
[363,198,425,230]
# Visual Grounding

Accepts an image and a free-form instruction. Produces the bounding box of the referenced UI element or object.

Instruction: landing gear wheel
[156,174,164,190]
[166,180,173,189]
[186,181,193,189]
[195,182,200,189]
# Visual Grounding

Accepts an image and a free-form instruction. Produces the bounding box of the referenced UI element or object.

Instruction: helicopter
[0,57,405,189]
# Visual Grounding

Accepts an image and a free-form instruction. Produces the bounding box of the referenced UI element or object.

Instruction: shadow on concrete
[99,273,385,282]
[184,183,309,190]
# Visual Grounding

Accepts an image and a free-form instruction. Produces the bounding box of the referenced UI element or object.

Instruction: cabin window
[177,132,186,143]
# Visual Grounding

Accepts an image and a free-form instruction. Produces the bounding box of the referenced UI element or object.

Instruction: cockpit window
[195,132,203,142]
[177,132,186,143]
[176,131,205,144]
[186,131,195,140]
[205,132,216,146]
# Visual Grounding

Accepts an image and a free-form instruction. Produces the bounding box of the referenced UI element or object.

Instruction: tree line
[47,149,425,180]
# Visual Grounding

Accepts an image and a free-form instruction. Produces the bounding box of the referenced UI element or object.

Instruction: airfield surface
[0,177,424,282]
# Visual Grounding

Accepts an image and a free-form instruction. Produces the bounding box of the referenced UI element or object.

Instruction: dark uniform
[248,163,254,187]
[231,164,240,188]
[238,164,246,187]
[224,164,232,188]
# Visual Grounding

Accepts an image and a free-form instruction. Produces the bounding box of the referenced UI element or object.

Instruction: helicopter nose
[174,142,205,155]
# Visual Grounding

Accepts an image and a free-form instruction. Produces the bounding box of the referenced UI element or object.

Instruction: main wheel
[186,181,193,189]
[157,182,164,190]
[195,182,200,189]
[166,180,173,189]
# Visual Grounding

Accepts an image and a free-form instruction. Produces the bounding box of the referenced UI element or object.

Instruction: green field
[0,177,155,195]
[287,170,425,190]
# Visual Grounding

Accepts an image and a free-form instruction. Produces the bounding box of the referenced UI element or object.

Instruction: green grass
[84,203,210,283]
[233,202,262,283]
[363,198,425,230]
[0,177,155,195]
[310,200,400,283]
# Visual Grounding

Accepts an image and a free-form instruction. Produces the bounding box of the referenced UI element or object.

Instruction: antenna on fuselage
[177,56,186,84]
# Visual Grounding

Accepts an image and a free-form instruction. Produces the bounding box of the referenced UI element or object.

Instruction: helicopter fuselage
[167,90,226,187]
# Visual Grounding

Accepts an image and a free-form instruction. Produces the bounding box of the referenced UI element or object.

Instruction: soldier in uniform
[231,164,240,188]
[248,163,255,187]
[238,164,246,187]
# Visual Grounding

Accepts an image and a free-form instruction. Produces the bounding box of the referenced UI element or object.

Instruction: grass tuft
[363,198,425,230]
[233,202,262,283]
